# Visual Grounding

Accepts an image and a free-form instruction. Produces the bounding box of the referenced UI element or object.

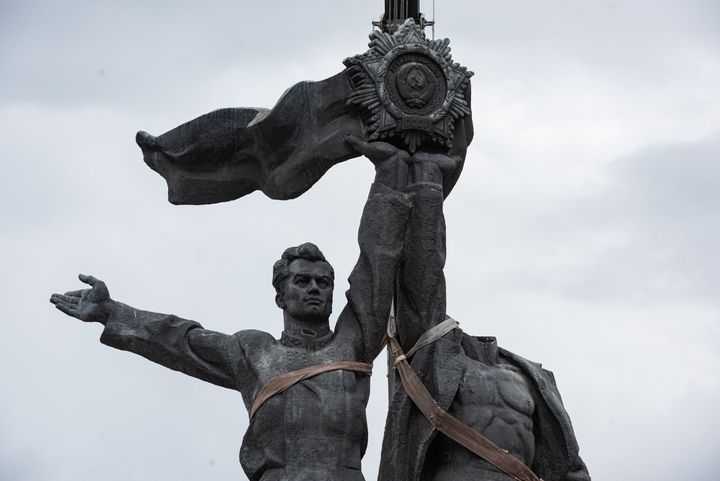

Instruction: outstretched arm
[333,136,414,362]
[50,275,245,390]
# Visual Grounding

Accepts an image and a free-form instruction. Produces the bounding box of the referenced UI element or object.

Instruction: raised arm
[50,275,245,390]
[395,152,461,351]
[333,136,414,362]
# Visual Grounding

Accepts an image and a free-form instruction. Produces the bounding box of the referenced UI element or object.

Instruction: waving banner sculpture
[136,20,473,205]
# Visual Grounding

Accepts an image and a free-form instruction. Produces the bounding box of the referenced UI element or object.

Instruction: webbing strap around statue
[404,317,459,360]
[249,361,373,418]
[386,325,543,481]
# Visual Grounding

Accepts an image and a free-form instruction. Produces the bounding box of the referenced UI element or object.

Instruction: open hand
[409,151,462,186]
[50,274,115,324]
[345,135,411,191]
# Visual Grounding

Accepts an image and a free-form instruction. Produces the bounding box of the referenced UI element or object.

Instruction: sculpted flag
[137,22,473,205]
[136,72,366,205]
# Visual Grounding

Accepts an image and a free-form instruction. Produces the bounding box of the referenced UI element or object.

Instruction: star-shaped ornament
[345,19,473,152]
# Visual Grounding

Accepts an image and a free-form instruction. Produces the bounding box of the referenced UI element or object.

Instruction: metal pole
[382,0,422,32]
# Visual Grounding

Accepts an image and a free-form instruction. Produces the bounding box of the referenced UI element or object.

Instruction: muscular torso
[423,348,536,481]
[240,330,369,481]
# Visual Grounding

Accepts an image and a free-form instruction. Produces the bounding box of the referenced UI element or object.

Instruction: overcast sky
[1,1,719,480]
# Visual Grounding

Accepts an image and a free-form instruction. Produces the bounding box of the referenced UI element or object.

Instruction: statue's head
[272,243,334,324]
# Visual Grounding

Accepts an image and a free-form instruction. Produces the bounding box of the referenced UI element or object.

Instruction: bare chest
[431,353,537,471]
[454,355,535,418]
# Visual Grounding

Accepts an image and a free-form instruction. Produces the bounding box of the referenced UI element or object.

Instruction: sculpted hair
[272,242,335,294]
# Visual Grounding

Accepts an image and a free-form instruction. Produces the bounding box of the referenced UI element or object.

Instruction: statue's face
[279,259,333,323]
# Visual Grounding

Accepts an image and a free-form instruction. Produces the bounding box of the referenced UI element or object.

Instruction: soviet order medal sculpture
[344,20,472,151]
[50,2,590,481]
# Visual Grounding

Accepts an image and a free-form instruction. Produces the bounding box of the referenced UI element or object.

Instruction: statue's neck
[282,315,331,342]
[283,323,331,339]
[475,336,499,365]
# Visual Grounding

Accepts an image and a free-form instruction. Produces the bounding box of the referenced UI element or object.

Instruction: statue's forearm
[100,302,238,390]
[96,299,119,325]
[395,182,447,351]
[340,182,413,361]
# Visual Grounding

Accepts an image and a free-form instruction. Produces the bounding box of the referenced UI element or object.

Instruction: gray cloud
[457,134,720,305]
[0,0,380,111]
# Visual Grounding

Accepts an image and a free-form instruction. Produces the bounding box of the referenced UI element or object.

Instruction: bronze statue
[51,139,461,481]
[376,147,591,481]
[50,4,590,480]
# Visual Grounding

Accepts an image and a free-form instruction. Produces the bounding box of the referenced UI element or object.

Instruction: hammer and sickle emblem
[396,62,437,109]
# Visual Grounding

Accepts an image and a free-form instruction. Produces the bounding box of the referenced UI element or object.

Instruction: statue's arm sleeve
[395,182,447,351]
[335,182,413,362]
[100,302,245,390]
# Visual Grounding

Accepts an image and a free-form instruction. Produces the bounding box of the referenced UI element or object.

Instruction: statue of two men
[51,138,589,481]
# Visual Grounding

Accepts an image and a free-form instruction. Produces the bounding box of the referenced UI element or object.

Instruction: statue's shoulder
[497,346,544,370]
[232,329,277,350]
[497,345,561,394]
